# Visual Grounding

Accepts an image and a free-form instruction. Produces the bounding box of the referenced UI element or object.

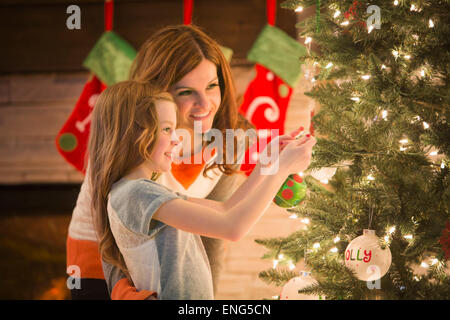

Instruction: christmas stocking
[55,75,106,173]
[55,31,136,172]
[239,24,307,175]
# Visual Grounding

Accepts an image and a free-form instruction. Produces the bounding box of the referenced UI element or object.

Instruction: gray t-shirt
[107,178,214,300]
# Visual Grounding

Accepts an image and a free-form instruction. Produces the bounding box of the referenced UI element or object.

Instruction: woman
[66,24,253,299]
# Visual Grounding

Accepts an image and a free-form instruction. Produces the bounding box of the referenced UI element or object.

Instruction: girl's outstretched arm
[152,136,315,242]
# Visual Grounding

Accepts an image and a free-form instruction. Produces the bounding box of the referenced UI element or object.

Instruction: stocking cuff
[219,45,233,63]
[83,31,136,86]
[247,25,307,87]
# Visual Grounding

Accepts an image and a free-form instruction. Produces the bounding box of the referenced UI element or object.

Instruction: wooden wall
[0,0,316,185]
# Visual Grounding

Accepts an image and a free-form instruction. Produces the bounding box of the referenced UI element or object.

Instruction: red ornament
[343,0,367,29]
[439,221,450,260]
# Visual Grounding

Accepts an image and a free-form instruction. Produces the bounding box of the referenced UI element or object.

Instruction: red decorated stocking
[239,24,307,175]
[55,0,136,173]
[239,64,293,135]
[55,75,106,173]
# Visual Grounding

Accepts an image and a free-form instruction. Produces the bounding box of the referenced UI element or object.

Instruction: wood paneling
[0,0,297,73]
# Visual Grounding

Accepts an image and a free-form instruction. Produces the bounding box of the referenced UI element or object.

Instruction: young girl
[89,81,316,300]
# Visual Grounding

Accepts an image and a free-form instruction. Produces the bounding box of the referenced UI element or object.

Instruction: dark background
[0,0,297,73]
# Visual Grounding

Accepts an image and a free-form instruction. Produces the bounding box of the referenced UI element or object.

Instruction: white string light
[399,138,408,144]
[341,20,349,26]
[361,75,371,80]
[289,213,298,219]
[351,97,360,102]
[330,247,338,253]
[389,226,396,234]
[334,10,341,18]
[381,64,387,70]
[320,179,329,184]
[295,6,303,12]
[394,0,399,5]
[313,243,321,249]
[429,19,434,28]
[392,50,399,58]
[404,234,413,240]
[273,259,279,269]
[305,36,312,44]
[333,236,340,243]
[367,174,375,181]
[368,25,375,33]
[404,54,411,60]
[301,218,310,224]
[423,122,430,129]
[325,62,333,69]
[288,260,296,270]
[420,261,429,268]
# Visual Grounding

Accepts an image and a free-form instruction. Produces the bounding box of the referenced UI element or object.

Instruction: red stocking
[55,75,106,173]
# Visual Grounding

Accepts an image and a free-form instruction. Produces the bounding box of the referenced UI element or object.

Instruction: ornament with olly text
[345,229,392,281]
[273,173,307,208]
[280,272,321,300]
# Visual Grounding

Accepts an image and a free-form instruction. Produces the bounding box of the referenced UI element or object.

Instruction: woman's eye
[163,127,172,133]
[178,90,192,96]
[207,83,219,90]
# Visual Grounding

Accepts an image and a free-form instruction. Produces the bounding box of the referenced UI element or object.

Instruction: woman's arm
[152,136,315,242]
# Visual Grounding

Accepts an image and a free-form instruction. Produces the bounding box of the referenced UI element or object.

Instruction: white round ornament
[280,272,320,300]
[344,229,392,281]
[310,167,337,181]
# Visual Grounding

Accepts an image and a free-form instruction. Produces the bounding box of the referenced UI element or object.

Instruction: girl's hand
[258,126,311,175]
[279,135,316,174]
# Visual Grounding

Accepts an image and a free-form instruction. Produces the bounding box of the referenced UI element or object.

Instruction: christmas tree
[257,0,450,299]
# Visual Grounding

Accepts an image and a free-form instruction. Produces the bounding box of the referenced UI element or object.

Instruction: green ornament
[273,173,307,208]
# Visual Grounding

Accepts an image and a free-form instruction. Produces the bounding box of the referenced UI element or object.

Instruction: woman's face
[149,99,179,172]
[169,59,221,135]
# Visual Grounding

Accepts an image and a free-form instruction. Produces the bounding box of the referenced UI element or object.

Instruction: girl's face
[169,59,221,134]
[149,100,179,172]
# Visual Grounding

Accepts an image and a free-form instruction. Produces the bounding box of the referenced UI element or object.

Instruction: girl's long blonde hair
[129,24,252,175]
[88,81,173,280]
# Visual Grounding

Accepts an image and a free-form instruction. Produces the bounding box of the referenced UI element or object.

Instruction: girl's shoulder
[111,178,173,199]
[108,178,186,236]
